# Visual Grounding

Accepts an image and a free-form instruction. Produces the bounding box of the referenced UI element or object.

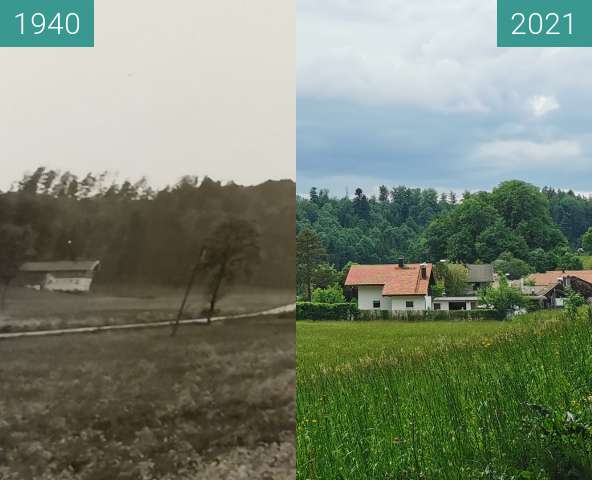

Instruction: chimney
[420,263,427,280]
[398,257,405,268]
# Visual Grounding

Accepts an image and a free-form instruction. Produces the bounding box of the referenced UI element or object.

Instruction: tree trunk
[171,247,207,336]
[171,262,199,337]
[207,263,226,325]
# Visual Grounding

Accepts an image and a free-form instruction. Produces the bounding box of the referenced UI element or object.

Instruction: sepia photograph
[0,0,295,479]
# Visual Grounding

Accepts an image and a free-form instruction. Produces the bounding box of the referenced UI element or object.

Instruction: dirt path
[0,303,295,340]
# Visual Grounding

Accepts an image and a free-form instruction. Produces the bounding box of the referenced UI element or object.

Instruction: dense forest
[297,180,592,287]
[0,167,295,287]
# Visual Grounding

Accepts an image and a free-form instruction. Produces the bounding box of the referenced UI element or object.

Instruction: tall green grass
[297,312,592,479]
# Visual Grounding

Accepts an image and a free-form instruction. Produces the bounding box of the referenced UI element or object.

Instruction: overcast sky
[297,0,592,196]
[0,0,294,190]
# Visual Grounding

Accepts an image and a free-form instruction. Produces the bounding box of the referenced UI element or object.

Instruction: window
[406,301,414,309]
[373,300,381,309]
[433,303,441,310]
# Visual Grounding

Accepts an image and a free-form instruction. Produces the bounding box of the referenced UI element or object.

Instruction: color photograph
[297,1,592,478]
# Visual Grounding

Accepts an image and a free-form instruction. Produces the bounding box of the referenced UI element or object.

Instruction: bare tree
[0,225,34,311]
[171,246,207,337]
[170,218,260,335]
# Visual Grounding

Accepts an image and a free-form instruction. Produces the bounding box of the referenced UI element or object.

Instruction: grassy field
[582,255,592,269]
[0,314,295,479]
[297,320,524,370]
[0,286,293,332]
[297,312,592,479]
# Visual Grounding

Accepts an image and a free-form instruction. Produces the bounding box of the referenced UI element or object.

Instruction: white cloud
[528,95,560,117]
[473,139,582,168]
[298,1,592,112]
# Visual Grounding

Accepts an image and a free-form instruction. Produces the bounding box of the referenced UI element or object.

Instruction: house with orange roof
[344,258,436,311]
[523,270,592,308]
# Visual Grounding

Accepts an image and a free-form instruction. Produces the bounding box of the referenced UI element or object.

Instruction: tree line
[297,180,592,298]
[0,167,295,288]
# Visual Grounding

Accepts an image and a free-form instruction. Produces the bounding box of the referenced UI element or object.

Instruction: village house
[433,264,495,311]
[520,270,592,308]
[345,261,496,312]
[345,259,435,311]
[18,260,101,293]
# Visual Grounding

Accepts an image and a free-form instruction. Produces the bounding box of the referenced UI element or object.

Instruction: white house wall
[45,276,94,293]
[390,295,427,311]
[435,300,450,311]
[357,286,392,310]
[433,300,474,311]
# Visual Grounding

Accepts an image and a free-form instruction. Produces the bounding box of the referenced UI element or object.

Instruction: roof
[20,260,101,273]
[528,270,592,286]
[466,264,494,283]
[345,263,433,296]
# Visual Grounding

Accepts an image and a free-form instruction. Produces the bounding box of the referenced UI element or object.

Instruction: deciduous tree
[581,227,592,254]
[441,263,469,297]
[479,276,526,319]
[312,285,345,304]
[0,224,34,311]
[493,252,533,280]
[200,219,260,324]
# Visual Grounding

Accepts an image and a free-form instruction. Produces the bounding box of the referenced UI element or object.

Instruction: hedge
[296,302,359,321]
[358,309,500,322]
[297,302,500,322]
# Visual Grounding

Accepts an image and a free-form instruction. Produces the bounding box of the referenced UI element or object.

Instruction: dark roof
[466,264,494,283]
[345,263,433,296]
[20,260,100,273]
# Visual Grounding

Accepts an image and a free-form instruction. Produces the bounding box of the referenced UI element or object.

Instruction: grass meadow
[297,312,592,479]
[582,256,592,269]
[0,286,293,332]
[0,315,295,479]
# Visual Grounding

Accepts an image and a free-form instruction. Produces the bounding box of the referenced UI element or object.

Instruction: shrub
[296,302,358,321]
[311,285,345,304]
[564,288,586,322]
[358,309,499,322]
[430,281,445,298]
[479,276,526,319]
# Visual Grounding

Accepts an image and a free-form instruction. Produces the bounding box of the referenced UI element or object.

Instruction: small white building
[345,260,435,312]
[19,260,101,293]
[432,297,479,311]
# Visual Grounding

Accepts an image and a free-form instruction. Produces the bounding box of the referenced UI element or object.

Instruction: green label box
[0,0,94,47]
[498,0,592,47]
